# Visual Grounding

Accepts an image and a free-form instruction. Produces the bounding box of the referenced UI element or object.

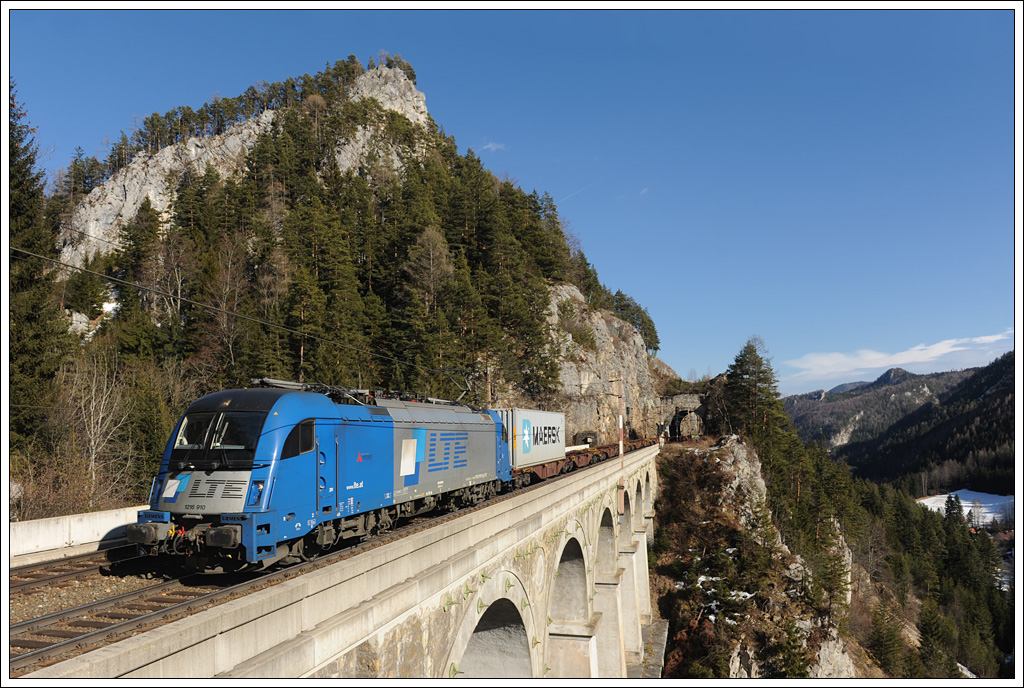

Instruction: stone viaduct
[26,444,660,678]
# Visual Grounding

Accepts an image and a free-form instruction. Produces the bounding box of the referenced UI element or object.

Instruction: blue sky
[6,7,1019,395]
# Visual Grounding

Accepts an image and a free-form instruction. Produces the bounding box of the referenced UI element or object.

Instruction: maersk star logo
[522,419,531,453]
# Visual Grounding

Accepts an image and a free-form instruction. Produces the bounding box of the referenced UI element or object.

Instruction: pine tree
[63,252,111,318]
[770,619,810,677]
[722,337,805,529]
[9,79,74,454]
[870,600,905,676]
[918,598,957,677]
[403,226,454,314]
[724,336,780,441]
[286,266,328,383]
[117,197,162,283]
[812,521,851,626]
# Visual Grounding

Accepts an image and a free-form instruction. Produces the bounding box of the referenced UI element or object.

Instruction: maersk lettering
[531,425,562,446]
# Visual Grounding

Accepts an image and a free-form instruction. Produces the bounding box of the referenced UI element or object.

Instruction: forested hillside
[8,56,659,518]
[837,352,1015,497]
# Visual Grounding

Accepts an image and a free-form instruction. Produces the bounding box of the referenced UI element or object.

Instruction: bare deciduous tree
[52,345,136,509]
[151,228,197,324]
[304,93,327,147]
[254,241,291,317]
[210,233,250,368]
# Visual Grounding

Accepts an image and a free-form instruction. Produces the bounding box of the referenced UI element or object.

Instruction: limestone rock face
[58,110,276,269]
[544,284,659,445]
[352,65,429,127]
[714,438,858,678]
[727,620,856,678]
[728,642,761,678]
[334,66,431,179]
[56,65,428,270]
[715,436,784,549]
[809,632,858,678]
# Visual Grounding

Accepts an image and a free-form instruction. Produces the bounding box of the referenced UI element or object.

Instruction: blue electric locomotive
[127,379,517,573]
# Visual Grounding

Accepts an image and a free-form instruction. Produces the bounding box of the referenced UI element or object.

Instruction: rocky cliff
[541,283,661,445]
[59,109,276,269]
[655,437,858,678]
[58,65,429,269]
[715,437,857,678]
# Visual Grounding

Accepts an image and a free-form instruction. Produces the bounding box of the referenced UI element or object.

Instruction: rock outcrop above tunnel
[542,284,660,445]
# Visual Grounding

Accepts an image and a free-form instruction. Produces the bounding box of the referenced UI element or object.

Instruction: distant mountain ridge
[824,367,913,395]
[783,366,975,449]
[837,352,1014,496]
[826,380,870,394]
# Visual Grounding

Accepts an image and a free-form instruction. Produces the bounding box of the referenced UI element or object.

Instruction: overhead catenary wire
[48,223,311,299]
[9,245,455,380]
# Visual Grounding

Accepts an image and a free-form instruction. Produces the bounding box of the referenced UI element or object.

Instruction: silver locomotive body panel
[378,399,499,503]
[158,469,253,516]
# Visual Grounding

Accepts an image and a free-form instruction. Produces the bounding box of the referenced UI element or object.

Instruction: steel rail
[9,551,147,595]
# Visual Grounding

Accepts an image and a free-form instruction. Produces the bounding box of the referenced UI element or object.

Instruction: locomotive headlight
[246,480,265,506]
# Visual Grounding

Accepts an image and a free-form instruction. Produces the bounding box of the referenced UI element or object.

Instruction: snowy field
[918,489,1015,527]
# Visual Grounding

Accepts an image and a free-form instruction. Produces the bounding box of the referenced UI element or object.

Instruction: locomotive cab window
[175,413,215,450]
[170,410,266,470]
[282,419,315,459]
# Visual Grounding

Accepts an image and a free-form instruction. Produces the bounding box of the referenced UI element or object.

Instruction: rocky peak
[352,65,429,127]
[57,65,430,270]
[870,367,913,388]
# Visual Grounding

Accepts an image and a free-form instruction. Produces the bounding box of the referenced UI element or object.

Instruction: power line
[52,223,287,297]
[10,245,450,379]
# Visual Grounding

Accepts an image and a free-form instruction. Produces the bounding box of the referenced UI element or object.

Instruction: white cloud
[782,328,1014,389]
[481,142,505,152]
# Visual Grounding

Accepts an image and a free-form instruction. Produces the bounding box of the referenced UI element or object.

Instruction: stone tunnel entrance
[458,598,531,678]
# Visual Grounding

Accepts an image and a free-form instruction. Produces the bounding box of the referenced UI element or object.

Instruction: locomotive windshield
[170,410,267,470]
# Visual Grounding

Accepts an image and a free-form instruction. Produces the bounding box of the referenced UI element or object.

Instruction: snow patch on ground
[918,489,1014,525]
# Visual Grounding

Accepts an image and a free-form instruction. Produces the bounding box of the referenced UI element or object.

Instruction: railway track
[8,480,535,675]
[8,517,437,677]
[9,577,224,674]
[9,440,656,676]
[9,546,143,595]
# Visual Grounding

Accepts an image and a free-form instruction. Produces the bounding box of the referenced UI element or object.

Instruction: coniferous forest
[838,351,1015,497]
[657,338,1014,678]
[9,58,658,518]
